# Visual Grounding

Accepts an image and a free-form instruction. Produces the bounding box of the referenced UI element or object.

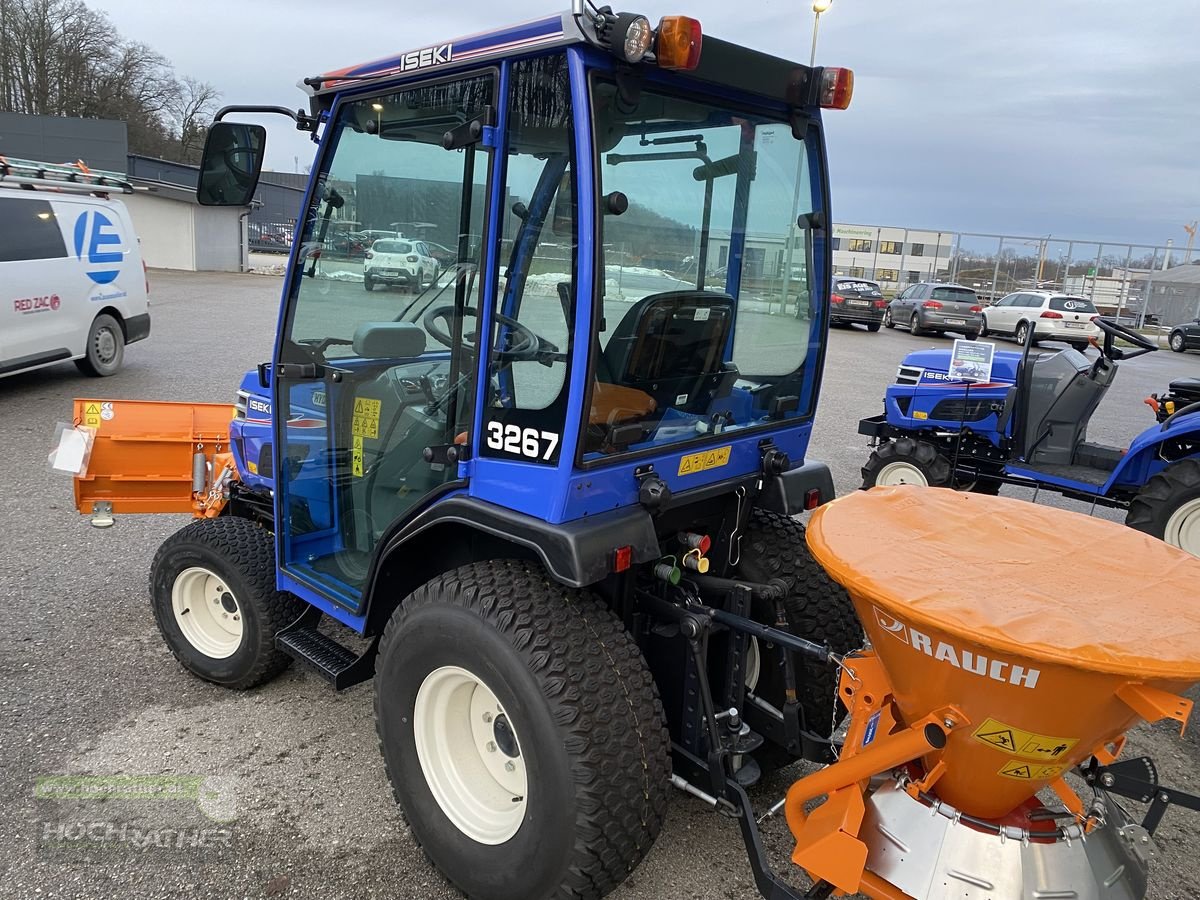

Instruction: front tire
[1126,459,1200,558]
[883,307,895,328]
[364,274,375,291]
[149,517,301,689]
[375,560,669,900]
[862,437,953,488]
[1171,332,1186,352]
[76,313,125,377]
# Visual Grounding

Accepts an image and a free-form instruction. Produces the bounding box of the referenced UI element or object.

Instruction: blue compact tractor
[859,318,1200,556]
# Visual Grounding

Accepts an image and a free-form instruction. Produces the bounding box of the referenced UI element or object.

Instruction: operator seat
[602,290,736,416]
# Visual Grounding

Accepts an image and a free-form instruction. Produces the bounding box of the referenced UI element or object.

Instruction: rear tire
[150,517,301,689]
[1171,332,1186,352]
[866,322,882,333]
[75,313,125,377]
[1016,320,1037,346]
[909,313,922,336]
[862,437,953,489]
[739,511,863,750]
[1126,459,1200,558]
[374,560,669,900]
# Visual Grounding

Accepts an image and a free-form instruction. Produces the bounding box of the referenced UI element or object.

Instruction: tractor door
[273,72,495,610]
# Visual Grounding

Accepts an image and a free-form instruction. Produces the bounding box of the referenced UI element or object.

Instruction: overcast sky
[94,0,1199,247]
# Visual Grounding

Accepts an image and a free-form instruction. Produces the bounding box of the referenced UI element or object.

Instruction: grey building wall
[0,112,128,173]
[127,155,303,227]
[194,207,244,272]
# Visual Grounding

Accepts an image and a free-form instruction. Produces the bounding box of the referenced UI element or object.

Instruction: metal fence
[835,229,1200,330]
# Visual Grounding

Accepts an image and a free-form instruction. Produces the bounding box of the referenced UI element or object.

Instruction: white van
[1,168,150,379]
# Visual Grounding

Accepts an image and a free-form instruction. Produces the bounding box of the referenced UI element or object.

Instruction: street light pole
[811,0,833,67]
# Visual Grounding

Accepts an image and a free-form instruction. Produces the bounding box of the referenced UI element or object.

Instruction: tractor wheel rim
[95,327,117,363]
[171,566,243,659]
[875,460,929,487]
[1164,498,1200,558]
[414,665,527,845]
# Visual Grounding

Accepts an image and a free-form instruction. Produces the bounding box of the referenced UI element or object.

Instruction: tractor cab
[199,11,848,618]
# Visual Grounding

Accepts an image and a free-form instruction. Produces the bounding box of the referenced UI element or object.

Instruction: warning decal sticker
[972,717,1077,761]
[351,435,364,477]
[997,759,1067,781]
[83,402,102,428]
[351,397,381,439]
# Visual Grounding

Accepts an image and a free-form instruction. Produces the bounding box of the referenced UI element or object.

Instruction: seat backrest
[601,290,735,414]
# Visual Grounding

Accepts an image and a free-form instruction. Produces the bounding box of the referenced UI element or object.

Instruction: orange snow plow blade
[72,398,236,516]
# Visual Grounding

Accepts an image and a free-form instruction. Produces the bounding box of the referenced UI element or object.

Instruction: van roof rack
[0,156,134,196]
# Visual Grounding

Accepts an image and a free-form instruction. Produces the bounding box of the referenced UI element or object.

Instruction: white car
[363,239,439,292]
[981,291,1101,350]
[1,167,150,379]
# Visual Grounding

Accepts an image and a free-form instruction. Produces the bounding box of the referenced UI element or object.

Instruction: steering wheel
[422,305,540,359]
[1094,315,1157,358]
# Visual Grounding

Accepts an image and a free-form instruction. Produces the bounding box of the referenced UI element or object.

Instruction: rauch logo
[73,210,124,285]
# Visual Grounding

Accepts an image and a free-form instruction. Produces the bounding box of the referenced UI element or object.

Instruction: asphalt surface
[2,269,1199,900]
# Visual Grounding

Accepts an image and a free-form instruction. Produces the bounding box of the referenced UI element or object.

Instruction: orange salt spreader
[785,485,1200,900]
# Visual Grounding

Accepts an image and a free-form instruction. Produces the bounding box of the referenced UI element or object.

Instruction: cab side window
[482,53,575,464]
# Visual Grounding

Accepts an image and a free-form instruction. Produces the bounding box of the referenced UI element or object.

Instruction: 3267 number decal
[486,422,560,461]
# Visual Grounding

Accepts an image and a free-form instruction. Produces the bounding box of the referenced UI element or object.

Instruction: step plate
[277,626,358,682]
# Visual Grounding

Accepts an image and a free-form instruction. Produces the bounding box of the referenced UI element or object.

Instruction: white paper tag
[51,427,90,474]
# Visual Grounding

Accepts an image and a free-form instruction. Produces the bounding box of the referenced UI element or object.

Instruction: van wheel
[76,313,125,377]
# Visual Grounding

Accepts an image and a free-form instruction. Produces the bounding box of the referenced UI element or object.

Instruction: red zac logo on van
[13,294,61,314]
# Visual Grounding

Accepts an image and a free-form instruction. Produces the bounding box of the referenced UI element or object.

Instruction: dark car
[830,278,886,331]
[1169,319,1200,353]
[885,282,983,338]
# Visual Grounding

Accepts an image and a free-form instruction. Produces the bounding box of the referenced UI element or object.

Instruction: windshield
[931,287,976,303]
[1050,296,1096,313]
[586,77,824,460]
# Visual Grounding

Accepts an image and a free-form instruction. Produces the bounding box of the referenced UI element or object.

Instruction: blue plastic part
[276,569,369,634]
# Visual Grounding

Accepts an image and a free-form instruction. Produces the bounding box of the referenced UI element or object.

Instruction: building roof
[1153,263,1200,285]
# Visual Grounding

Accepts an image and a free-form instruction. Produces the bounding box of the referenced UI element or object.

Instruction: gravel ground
[2,269,1198,899]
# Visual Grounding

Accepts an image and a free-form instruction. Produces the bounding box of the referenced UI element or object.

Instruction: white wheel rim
[875,460,929,487]
[414,665,528,845]
[171,566,243,659]
[744,637,762,692]
[1164,498,1200,557]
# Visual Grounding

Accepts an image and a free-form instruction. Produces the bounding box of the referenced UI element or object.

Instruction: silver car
[885,282,983,338]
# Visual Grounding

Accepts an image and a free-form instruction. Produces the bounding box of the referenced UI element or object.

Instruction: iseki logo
[14,294,61,314]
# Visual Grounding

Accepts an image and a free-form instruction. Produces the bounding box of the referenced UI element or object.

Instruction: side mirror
[197,122,266,206]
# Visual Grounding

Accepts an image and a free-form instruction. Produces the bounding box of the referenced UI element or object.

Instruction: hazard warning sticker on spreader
[972,716,1078,761]
[997,759,1068,781]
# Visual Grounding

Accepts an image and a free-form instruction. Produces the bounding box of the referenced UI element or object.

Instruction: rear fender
[1104,412,1200,490]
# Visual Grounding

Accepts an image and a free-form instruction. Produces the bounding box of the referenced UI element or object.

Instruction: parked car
[830,278,886,331]
[885,282,983,338]
[1,182,150,379]
[1169,318,1200,353]
[363,239,439,291]
[422,241,457,268]
[981,291,1100,350]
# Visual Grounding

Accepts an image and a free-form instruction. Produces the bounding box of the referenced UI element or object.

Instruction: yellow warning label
[998,759,1067,781]
[972,717,1077,761]
[83,402,101,428]
[351,435,364,478]
[677,445,732,476]
[351,397,381,439]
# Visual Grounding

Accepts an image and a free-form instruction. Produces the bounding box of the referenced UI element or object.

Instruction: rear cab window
[374,240,412,254]
[835,280,881,296]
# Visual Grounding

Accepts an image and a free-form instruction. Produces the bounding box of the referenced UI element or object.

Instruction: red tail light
[969,305,983,313]
[874,299,888,308]
[831,294,845,305]
[1040,310,1063,319]
[922,300,942,309]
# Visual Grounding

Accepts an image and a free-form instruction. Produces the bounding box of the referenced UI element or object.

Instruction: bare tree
[0,0,221,164]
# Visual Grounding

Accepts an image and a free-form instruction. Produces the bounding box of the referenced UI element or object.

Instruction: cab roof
[304,9,819,112]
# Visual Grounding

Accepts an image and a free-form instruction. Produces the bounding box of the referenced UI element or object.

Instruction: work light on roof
[612,12,653,63]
